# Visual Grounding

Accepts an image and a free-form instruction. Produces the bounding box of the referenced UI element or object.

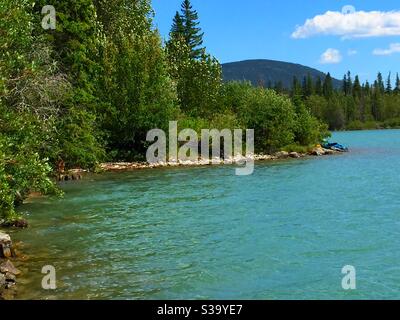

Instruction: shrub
[0,106,61,221]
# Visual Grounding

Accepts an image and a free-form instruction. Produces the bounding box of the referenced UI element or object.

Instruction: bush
[294,104,330,146]
[57,107,105,169]
[223,83,295,153]
[0,106,61,221]
[346,120,379,130]
[382,118,400,129]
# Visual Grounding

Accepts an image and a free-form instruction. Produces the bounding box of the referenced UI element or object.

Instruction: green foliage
[0,0,33,91]
[221,82,326,153]
[166,0,221,119]
[346,120,378,131]
[96,0,179,159]
[166,32,222,119]
[244,89,295,152]
[0,106,61,220]
[294,104,330,146]
[57,107,105,168]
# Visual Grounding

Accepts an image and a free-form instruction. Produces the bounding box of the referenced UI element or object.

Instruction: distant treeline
[268,72,400,130]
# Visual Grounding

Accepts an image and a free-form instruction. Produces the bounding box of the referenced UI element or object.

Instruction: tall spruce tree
[170,11,185,40]
[364,81,371,95]
[353,75,362,98]
[377,72,385,94]
[346,71,353,96]
[315,77,323,95]
[323,73,334,98]
[304,73,314,97]
[395,73,400,94]
[386,72,392,94]
[179,0,205,59]
[342,74,348,95]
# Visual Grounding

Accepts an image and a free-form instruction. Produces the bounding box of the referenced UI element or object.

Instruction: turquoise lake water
[10,130,400,299]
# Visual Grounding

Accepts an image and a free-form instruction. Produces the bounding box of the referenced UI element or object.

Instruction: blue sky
[152,0,400,83]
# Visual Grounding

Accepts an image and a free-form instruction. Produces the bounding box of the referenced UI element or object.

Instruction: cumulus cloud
[373,43,400,56]
[320,49,342,64]
[292,8,400,39]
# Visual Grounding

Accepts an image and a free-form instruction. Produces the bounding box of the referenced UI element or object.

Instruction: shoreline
[0,231,20,300]
[98,147,341,172]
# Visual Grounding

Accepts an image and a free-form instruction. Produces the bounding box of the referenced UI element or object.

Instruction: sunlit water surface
[11,130,400,299]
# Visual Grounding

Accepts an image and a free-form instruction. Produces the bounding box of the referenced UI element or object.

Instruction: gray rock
[4,273,16,282]
[310,147,325,156]
[289,152,301,158]
[0,273,5,287]
[323,148,335,155]
[0,260,21,276]
[275,151,289,159]
[0,232,12,258]
[0,232,11,244]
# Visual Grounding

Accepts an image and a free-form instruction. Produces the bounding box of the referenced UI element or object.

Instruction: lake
[11,130,400,299]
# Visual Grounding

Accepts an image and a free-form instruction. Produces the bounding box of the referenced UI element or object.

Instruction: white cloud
[320,48,342,64]
[347,49,358,56]
[373,43,400,56]
[292,7,400,39]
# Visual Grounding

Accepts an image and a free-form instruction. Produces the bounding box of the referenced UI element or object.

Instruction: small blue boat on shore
[322,141,349,152]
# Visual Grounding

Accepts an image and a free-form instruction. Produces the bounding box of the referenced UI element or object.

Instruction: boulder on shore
[0,260,21,276]
[310,147,326,156]
[289,152,301,159]
[0,232,19,300]
[275,151,290,159]
[0,232,12,258]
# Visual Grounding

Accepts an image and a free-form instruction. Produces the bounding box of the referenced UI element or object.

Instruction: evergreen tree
[170,11,185,38]
[180,0,205,59]
[315,77,323,95]
[377,72,385,94]
[274,81,284,94]
[395,73,400,94]
[364,81,371,96]
[303,73,314,97]
[323,73,333,98]
[292,76,302,105]
[353,75,362,98]
[342,74,348,96]
[386,72,392,94]
[346,71,353,96]
[292,76,301,94]
[302,76,307,97]
[372,80,383,121]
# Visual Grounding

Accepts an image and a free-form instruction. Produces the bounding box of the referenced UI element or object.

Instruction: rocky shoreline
[0,231,20,300]
[99,146,340,171]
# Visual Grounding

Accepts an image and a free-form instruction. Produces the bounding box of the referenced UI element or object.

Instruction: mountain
[222,59,342,89]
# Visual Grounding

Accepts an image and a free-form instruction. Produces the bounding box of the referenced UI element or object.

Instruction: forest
[0,0,397,222]
[275,71,400,131]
